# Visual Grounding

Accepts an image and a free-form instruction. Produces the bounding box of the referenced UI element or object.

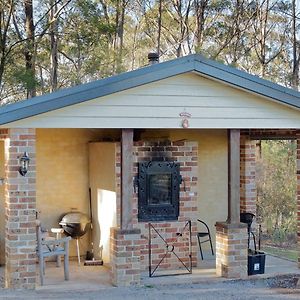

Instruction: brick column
[240,131,256,214]
[110,228,141,286]
[215,222,248,278]
[297,130,300,268]
[4,128,36,289]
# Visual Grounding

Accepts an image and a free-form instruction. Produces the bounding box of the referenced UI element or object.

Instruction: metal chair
[36,220,71,285]
[240,212,256,250]
[197,219,214,260]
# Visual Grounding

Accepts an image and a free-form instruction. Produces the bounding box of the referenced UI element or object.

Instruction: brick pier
[215,222,248,278]
[4,128,36,289]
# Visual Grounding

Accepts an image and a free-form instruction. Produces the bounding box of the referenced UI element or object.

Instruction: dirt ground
[0,275,299,300]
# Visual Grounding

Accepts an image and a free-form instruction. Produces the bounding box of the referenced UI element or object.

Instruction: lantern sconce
[19,152,30,176]
[179,111,192,128]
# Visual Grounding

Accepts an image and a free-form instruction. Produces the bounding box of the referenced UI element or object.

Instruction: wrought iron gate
[148,221,192,277]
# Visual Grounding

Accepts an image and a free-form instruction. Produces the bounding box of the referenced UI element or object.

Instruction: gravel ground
[0,275,299,300]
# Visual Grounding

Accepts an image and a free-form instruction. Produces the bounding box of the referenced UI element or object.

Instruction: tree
[194,0,209,53]
[1,0,300,101]
[0,0,14,96]
[290,0,300,89]
[256,140,297,245]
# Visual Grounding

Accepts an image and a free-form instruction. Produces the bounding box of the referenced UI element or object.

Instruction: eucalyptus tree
[0,0,23,104]
[247,0,289,78]
[9,0,72,98]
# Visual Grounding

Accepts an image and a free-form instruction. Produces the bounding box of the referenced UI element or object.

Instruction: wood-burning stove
[137,161,182,221]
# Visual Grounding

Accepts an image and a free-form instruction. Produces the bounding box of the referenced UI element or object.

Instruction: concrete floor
[35,254,300,290]
[0,254,299,290]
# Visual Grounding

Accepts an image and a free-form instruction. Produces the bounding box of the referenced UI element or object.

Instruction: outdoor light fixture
[19,152,30,176]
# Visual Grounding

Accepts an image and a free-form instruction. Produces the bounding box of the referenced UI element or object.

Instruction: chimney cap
[148,52,159,64]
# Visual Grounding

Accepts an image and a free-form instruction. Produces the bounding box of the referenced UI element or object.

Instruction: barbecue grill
[59,212,90,238]
[59,212,90,265]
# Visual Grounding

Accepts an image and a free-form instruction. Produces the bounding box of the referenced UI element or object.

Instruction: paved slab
[0,254,299,299]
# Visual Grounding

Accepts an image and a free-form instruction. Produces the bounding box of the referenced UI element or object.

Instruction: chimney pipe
[148,52,159,65]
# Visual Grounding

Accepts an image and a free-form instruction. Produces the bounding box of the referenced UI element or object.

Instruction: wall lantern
[19,152,30,176]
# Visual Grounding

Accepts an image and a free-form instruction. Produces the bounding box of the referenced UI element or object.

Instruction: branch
[36,0,72,43]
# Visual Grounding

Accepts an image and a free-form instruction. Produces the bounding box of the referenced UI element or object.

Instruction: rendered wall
[88,142,116,263]
[35,128,227,259]
[36,129,107,257]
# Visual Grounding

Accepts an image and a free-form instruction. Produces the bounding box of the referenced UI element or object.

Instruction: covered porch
[0,54,300,289]
[0,127,299,288]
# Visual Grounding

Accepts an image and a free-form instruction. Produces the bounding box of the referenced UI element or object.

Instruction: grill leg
[76,238,81,266]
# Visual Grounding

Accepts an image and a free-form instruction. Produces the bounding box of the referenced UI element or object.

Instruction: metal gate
[148,221,192,277]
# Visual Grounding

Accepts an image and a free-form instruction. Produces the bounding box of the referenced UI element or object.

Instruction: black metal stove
[137,161,182,221]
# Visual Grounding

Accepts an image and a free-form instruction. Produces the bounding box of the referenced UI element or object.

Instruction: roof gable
[0,54,299,126]
[3,73,300,129]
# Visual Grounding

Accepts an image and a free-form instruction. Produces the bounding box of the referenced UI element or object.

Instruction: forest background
[0,0,298,256]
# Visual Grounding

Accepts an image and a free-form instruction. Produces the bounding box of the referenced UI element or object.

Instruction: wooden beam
[228,129,240,223]
[121,129,134,229]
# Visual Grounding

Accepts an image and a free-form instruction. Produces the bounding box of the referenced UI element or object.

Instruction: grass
[262,245,298,262]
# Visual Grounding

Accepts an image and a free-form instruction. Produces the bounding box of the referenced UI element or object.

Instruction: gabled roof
[0,54,299,126]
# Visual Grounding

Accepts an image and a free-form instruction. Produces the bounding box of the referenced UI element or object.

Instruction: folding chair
[197,219,214,260]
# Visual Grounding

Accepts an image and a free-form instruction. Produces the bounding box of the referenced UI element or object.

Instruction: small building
[0,54,299,288]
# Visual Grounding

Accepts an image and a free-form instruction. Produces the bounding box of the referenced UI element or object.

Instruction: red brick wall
[110,228,141,286]
[115,140,198,273]
[240,132,256,214]
[0,129,8,139]
[4,128,36,288]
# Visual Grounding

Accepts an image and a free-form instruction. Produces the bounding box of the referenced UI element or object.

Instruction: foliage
[262,245,298,261]
[0,0,300,101]
[256,140,297,246]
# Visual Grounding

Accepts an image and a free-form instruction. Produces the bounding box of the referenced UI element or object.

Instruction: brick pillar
[215,222,248,278]
[4,128,36,289]
[110,228,141,286]
[240,132,256,214]
[297,130,300,268]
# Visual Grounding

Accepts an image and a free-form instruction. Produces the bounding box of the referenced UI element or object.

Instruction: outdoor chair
[36,220,71,285]
[240,212,256,250]
[197,219,214,260]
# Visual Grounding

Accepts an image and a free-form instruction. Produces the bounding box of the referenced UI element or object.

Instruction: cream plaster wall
[36,128,227,259]
[88,143,116,263]
[0,141,5,265]
[36,128,116,257]
[141,129,228,253]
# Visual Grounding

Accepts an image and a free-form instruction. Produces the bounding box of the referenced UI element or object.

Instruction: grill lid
[59,212,90,238]
[60,212,90,226]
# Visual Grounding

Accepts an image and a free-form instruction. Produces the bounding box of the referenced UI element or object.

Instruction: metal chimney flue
[148,52,159,65]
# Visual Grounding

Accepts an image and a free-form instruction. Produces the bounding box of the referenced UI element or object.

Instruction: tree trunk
[157,0,162,56]
[194,0,208,52]
[114,0,126,73]
[291,0,299,90]
[24,0,36,98]
[50,0,58,92]
[0,0,14,92]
